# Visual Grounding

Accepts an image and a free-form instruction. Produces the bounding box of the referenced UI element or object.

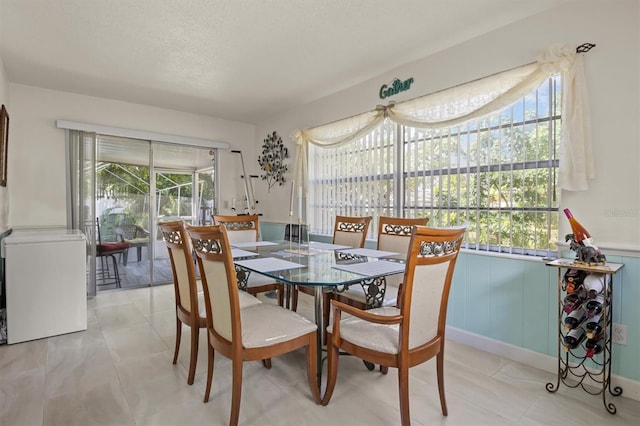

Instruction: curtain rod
[299,43,596,133]
[56,120,229,149]
[576,42,595,53]
[382,42,597,110]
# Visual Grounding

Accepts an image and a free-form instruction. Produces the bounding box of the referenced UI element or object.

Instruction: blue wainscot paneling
[450,250,639,386]
[461,253,492,337]
[610,255,639,381]
[522,260,555,355]
[260,221,287,242]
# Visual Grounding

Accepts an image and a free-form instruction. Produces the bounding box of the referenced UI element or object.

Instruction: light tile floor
[1,284,639,425]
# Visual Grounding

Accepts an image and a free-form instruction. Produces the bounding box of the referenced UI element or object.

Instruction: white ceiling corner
[0,0,568,124]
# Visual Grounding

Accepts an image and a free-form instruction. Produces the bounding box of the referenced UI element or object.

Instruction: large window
[308,121,397,234]
[308,76,561,256]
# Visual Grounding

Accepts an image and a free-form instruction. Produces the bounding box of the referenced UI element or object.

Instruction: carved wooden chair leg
[321,333,340,406]
[187,325,199,385]
[399,365,410,426]
[204,344,214,402]
[173,318,181,364]
[291,286,299,311]
[437,350,448,416]
[277,285,284,307]
[306,334,321,404]
[230,359,243,426]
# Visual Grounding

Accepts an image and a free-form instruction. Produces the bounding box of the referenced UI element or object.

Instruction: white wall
[7,84,256,228]
[255,0,640,251]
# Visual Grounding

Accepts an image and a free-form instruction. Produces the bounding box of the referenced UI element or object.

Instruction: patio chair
[85,218,130,288]
[115,223,150,266]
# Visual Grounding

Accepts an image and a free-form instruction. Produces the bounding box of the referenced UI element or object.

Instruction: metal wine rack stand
[545,259,624,414]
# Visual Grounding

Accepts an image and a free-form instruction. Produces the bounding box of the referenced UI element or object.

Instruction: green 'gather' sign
[379,77,414,99]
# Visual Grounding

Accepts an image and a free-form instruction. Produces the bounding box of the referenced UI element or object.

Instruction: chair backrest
[84,219,96,245]
[158,221,199,317]
[332,216,372,248]
[377,216,429,256]
[401,226,466,350]
[212,214,260,244]
[186,224,241,345]
[116,224,147,240]
[95,217,104,245]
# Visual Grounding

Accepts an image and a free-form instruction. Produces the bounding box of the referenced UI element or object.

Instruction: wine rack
[545,259,624,414]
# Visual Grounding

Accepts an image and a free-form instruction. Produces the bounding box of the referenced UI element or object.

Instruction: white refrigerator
[1,228,87,344]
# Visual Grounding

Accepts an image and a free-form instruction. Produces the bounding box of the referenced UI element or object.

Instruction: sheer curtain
[67,130,98,296]
[293,43,593,207]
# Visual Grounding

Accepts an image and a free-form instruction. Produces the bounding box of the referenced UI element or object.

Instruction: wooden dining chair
[291,215,372,338]
[321,225,466,426]
[212,214,285,306]
[158,220,262,385]
[332,216,429,310]
[332,215,372,248]
[185,224,321,426]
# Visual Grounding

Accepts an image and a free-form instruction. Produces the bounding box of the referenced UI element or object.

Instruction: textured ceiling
[0,0,566,124]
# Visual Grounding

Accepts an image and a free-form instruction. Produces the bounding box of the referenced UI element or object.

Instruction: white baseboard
[446,326,640,402]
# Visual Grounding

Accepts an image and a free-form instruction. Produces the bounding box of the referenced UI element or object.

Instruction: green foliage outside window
[96,163,215,227]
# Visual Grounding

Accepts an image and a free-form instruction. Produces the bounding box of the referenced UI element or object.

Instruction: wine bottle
[564,328,585,351]
[564,308,586,332]
[583,273,605,294]
[585,313,603,339]
[563,293,582,314]
[585,335,603,357]
[564,208,600,251]
[563,269,586,293]
[585,293,606,318]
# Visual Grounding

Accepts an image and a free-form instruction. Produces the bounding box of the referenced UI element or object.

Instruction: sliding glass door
[68,132,219,295]
[94,136,153,290]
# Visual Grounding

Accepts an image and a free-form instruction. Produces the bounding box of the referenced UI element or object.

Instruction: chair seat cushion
[333,306,401,354]
[97,242,130,253]
[246,272,278,288]
[241,304,316,348]
[238,290,262,309]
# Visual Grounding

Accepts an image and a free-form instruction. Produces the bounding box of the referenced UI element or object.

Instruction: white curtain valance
[293,43,593,192]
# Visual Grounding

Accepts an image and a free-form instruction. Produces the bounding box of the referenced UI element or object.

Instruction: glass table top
[231,240,406,287]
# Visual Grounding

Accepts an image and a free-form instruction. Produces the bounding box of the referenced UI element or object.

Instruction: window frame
[308,76,561,257]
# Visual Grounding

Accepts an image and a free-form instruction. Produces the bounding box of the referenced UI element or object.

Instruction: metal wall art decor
[0,104,8,187]
[258,131,288,192]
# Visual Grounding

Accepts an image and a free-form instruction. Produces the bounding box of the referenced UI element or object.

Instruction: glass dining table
[231,239,406,388]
